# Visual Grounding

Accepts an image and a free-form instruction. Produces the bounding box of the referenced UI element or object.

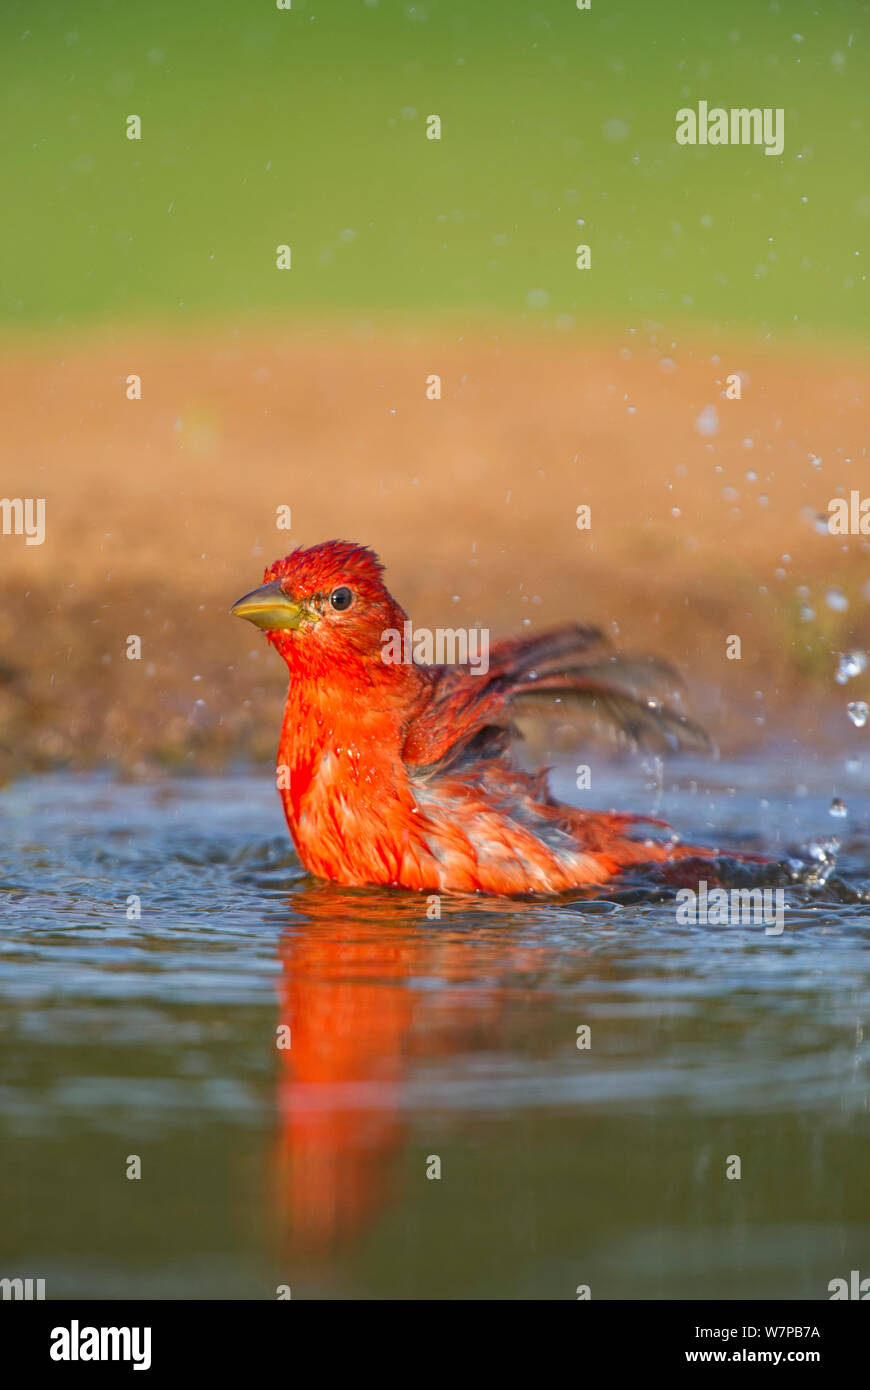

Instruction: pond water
[1,756,868,1299]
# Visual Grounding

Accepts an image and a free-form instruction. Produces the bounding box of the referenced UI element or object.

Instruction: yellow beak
[230,580,315,631]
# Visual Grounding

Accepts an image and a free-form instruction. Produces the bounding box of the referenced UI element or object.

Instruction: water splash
[836,651,867,685]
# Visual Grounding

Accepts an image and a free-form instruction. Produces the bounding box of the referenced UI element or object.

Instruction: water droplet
[695,404,719,436]
[826,587,848,612]
[805,836,840,886]
[847,701,868,728]
[835,650,867,684]
[829,797,847,818]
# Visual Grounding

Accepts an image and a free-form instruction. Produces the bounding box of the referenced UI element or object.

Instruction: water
[1,758,869,1300]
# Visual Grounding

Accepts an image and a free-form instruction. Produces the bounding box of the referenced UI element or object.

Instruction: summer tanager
[232,540,721,893]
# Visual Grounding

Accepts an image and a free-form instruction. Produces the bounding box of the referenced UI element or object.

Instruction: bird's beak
[230,580,316,631]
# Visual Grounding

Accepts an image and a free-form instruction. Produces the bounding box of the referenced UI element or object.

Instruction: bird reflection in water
[268,878,597,1255]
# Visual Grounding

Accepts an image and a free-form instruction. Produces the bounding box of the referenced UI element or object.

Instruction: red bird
[232,540,719,894]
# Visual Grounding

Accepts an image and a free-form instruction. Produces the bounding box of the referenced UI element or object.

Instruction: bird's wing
[401,624,711,772]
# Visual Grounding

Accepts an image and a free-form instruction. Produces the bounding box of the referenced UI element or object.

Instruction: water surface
[1,757,868,1299]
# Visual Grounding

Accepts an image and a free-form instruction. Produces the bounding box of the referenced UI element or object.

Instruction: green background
[1,0,868,336]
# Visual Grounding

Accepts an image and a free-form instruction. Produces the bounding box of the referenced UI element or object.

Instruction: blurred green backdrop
[1,0,868,338]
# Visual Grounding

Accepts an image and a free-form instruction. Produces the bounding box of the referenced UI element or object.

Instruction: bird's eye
[329,586,354,612]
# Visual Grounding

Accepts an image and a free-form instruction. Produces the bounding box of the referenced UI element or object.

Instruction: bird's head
[231,540,409,676]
